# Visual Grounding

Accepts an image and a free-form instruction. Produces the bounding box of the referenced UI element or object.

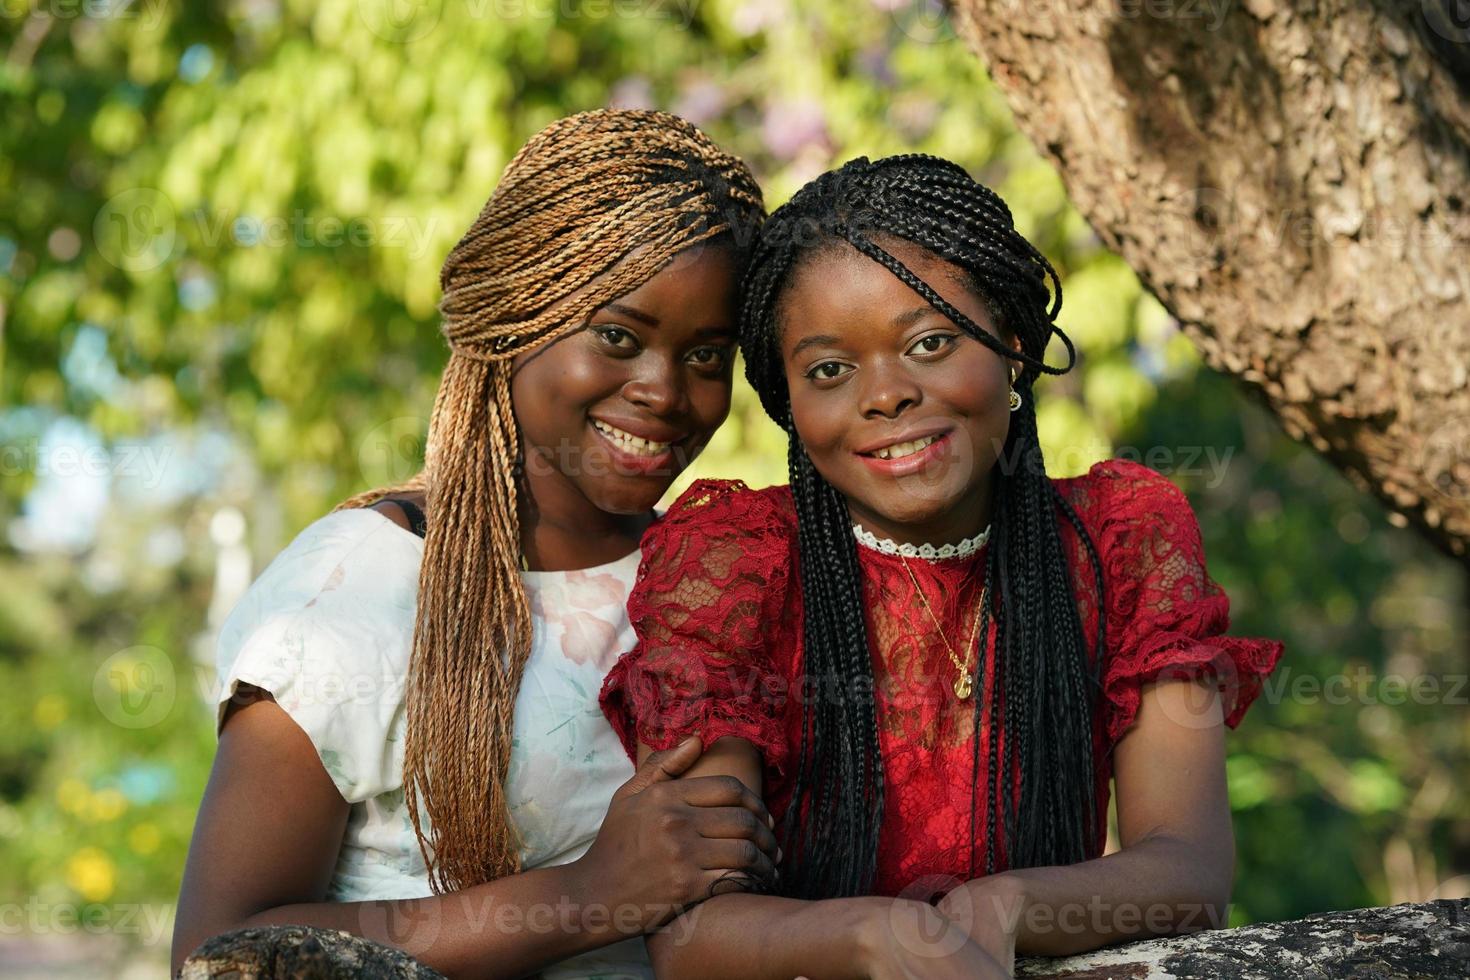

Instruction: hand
[575,737,780,932]
[852,897,1011,979]
[935,875,1029,975]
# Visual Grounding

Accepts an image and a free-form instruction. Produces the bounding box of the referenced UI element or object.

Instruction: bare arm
[939,677,1235,961]
[172,699,778,978]
[639,739,1007,980]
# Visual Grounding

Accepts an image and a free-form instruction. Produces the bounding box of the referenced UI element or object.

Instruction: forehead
[777,238,982,347]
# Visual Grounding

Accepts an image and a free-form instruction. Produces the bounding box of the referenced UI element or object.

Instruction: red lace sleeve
[1082,459,1285,750]
[599,479,796,775]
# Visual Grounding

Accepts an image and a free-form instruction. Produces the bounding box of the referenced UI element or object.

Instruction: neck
[847,474,996,550]
[517,464,651,573]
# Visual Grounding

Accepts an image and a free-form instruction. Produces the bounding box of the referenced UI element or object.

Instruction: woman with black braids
[600,155,1284,977]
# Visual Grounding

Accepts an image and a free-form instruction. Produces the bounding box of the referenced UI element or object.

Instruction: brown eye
[595,326,638,350]
[806,360,852,381]
[687,346,731,370]
[909,333,956,356]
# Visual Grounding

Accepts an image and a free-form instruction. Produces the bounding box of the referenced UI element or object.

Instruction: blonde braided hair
[337,109,763,892]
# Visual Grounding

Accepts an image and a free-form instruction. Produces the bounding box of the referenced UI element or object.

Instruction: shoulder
[1052,458,1196,535]
[242,508,423,602]
[368,494,428,536]
[653,478,797,543]
[634,480,797,602]
[217,509,423,679]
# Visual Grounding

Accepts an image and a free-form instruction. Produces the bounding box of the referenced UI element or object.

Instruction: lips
[854,423,955,458]
[590,418,679,456]
[868,434,942,461]
[854,428,957,478]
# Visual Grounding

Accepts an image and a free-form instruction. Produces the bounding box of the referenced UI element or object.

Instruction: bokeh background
[2,0,1467,974]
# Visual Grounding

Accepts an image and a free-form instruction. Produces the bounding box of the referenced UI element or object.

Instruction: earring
[1009,367,1023,412]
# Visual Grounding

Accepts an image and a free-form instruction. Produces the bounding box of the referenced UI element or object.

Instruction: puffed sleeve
[599,479,796,778]
[215,510,422,803]
[1084,459,1285,750]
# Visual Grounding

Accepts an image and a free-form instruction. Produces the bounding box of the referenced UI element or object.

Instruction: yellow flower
[34,695,67,731]
[89,789,128,822]
[65,847,115,902]
[128,823,161,856]
[56,779,89,814]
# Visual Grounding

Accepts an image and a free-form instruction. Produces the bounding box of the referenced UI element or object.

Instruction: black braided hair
[739,154,1109,899]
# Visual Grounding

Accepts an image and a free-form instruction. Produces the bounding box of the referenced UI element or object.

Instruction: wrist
[960,873,1033,947]
[559,856,619,931]
[846,896,950,972]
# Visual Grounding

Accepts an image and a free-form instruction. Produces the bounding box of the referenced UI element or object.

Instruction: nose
[621,357,688,417]
[859,360,922,419]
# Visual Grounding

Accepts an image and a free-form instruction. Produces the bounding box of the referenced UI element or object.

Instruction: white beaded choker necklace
[851,523,992,560]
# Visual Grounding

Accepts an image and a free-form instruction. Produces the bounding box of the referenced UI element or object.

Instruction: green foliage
[1,1,1464,967]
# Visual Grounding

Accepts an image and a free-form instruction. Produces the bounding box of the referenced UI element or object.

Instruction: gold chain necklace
[899,555,989,700]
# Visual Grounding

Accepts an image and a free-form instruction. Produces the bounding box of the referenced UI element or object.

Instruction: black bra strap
[394,499,428,539]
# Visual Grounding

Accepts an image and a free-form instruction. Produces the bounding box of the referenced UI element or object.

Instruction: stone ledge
[181,899,1470,978]
[1017,898,1470,979]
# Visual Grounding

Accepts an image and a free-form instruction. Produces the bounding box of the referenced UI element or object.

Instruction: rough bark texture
[179,925,446,979]
[1016,897,1470,978]
[179,900,1469,978]
[953,0,1470,561]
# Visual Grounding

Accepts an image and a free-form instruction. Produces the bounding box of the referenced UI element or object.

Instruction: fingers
[695,839,778,881]
[670,774,774,828]
[617,737,703,798]
[694,806,781,860]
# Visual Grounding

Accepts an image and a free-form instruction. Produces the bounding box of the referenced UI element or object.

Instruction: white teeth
[873,434,939,460]
[592,419,672,455]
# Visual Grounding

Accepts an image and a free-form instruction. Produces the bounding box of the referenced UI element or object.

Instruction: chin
[583,478,673,517]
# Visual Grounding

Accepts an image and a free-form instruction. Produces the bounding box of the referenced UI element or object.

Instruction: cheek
[512,347,616,444]
[787,385,847,458]
[946,351,1010,416]
[688,376,734,440]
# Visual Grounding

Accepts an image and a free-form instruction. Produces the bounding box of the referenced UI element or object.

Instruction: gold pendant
[954,673,973,699]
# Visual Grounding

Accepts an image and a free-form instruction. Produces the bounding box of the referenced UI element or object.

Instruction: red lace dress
[599,458,1284,897]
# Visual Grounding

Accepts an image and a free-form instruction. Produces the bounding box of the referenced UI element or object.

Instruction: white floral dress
[215,508,650,979]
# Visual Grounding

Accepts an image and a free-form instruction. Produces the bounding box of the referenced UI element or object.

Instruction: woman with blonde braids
[173,110,773,979]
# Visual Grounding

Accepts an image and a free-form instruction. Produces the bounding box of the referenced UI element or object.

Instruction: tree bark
[953,0,1470,562]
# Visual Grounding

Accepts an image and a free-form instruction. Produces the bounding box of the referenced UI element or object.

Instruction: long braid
[739,154,1104,898]
[337,110,763,893]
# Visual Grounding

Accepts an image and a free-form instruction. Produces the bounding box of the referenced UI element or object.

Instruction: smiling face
[779,237,1021,546]
[511,242,739,522]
